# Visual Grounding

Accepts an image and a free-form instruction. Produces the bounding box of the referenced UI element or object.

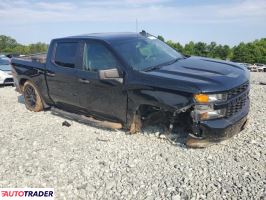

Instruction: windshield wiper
[143,58,182,72]
[143,65,163,72]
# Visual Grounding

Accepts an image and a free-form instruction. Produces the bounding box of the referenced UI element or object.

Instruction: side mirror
[98,68,123,83]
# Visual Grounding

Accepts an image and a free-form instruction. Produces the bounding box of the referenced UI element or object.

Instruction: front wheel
[23,81,44,112]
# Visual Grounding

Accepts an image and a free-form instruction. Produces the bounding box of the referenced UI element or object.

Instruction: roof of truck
[56,32,141,43]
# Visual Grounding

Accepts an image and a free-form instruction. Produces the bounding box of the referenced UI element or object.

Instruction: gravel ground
[0,72,265,200]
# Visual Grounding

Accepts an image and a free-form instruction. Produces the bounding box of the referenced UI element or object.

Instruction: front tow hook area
[185,134,213,148]
[186,117,249,148]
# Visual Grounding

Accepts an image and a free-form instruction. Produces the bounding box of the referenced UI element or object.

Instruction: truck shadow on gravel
[0,84,14,88]
[141,125,189,147]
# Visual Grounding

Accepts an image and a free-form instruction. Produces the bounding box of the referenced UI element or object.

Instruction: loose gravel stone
[0,72,265,199]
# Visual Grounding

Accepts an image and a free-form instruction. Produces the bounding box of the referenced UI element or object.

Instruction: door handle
[46,72,56,77]
[78,78,90,84]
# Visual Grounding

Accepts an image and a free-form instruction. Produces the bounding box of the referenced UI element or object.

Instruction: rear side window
[54,42,78,68]
[83,42,118,72]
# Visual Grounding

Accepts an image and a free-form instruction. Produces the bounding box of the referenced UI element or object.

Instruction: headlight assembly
[193,105,226,120]
[193,93,227,120]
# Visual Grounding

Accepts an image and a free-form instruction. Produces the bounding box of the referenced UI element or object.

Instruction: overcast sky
[0,0,265,46]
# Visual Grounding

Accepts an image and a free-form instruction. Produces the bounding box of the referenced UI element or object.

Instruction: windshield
[112,36,183,71]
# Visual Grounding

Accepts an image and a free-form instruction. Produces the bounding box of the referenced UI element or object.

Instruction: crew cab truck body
[11,32,250,148]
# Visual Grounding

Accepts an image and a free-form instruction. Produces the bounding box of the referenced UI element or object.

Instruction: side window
[54,42,78,68]
[83,42,118,72]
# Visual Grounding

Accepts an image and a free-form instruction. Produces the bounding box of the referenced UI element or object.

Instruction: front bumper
[187,92,250,148]
[200,98,249,141]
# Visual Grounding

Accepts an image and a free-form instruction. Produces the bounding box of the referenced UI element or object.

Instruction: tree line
[158,35,266,64]
[0,35,48,55]
[0,34,265,64]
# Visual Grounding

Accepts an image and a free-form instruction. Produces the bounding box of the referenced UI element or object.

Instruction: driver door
[77,40,127,122]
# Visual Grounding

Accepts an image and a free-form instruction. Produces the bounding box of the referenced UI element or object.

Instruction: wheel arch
[126,89,194,132]
[19,78,29,91]
[21,79,50,109]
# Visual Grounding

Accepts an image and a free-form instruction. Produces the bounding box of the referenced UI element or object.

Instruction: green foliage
[28,42,48,54]
[157,35,165,42]
[158,35,266,64]
[0,35,18,50]
[183,41,195,56]
[212,45,231,60]
[231,39,266,64]
[166,40,183,53]
[0,35,48,55]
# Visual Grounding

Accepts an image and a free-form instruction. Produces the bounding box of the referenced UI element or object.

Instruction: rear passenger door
[77,40,127,122]
[46,40,83,110]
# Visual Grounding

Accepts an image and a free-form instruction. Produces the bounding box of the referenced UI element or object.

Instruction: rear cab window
[54,42,78,68]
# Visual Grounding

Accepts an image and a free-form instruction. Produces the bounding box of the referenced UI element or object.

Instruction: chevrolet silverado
[11,32,250,147]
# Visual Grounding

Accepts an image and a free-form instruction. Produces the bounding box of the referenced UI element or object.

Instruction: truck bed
[11,53,48,98]
[11,53,47,69]
[20,53,47,63]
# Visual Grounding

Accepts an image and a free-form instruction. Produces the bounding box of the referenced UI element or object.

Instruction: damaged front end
[189,93,228,146]
[127,81,250,148]
[128,102,194,140]
[187,88,250,148]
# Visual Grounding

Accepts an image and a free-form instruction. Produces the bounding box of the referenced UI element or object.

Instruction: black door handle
[78,78,90,84]
[46,72,56,77]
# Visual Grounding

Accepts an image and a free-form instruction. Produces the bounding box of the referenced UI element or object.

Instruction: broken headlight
[193,104,226,120]
[193,93,227,120]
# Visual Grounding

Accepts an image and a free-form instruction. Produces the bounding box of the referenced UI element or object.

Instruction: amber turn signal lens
[194,94,209,103]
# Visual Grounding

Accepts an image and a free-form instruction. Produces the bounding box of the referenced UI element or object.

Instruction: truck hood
[144,56,250,93]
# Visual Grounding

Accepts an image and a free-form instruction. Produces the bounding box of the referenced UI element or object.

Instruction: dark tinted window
[55,42,78,68]
[83,42,118,72]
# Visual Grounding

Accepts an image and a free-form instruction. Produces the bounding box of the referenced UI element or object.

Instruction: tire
[23,81,44,112]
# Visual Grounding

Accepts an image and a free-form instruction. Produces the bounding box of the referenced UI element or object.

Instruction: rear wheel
[23,81,44,112]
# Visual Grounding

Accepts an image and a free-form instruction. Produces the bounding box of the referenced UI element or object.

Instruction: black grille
[4,78,13,83]
[226,97,247,118]
[225,82,249,118]
[227,81,249,99]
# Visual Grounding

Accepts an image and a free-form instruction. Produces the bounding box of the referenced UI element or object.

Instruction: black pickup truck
[11,32,250,147]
